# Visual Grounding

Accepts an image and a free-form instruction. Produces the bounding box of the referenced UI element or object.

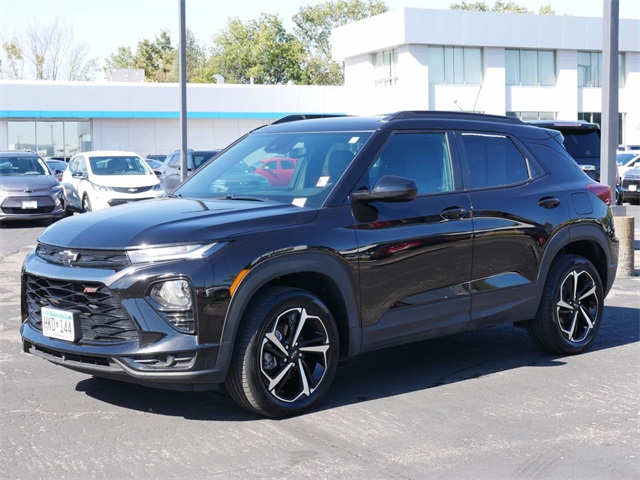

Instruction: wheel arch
[217,251,361,379]
[538,223,615,295]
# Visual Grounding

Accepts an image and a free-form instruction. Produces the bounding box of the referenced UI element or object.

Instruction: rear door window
[459,133,530,189]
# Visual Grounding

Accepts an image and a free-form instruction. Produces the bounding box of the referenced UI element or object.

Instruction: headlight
[50,183,63,191]
[152,183,164,191]
[92,183,111,192]
[127,243,218,264]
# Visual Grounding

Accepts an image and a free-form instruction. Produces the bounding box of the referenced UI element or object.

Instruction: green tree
[134,30,175,82]
[207,14,304,84]
[104,46,135,70]
[105,30,175,82]
[166,30,209,83]
[293,0,388,85]
[450,1,554,14]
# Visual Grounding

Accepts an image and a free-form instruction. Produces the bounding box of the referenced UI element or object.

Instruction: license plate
[630,184,638,192]
[22,200,38,209]
[41,307,80,342]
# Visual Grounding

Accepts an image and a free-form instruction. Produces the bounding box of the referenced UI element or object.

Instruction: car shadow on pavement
[76,305,639,420]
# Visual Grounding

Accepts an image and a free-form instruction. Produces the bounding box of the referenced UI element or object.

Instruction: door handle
[440,206,468,220]
[538,197,560,209]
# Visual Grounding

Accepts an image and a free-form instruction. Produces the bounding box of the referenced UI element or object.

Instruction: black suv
[527,120,623,204]
[21,112,618,418]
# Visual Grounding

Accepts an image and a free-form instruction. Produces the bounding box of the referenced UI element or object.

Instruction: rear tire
[225,286,339,418]
[528,254,603,354]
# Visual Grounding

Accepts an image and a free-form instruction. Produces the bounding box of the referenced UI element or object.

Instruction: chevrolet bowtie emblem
[59,250,79,264]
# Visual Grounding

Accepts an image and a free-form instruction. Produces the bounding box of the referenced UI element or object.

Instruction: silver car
[0,151,66,223]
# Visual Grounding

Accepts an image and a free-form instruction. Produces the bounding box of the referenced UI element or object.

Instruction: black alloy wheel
[528,254,604,354]
[225,286,339,418]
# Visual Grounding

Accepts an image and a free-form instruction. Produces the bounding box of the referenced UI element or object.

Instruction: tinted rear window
[559,130,600,159]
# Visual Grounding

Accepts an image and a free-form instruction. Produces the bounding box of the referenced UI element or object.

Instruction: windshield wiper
[218,195,268,202]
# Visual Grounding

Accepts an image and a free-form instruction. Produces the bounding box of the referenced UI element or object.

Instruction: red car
[252,158,297,186]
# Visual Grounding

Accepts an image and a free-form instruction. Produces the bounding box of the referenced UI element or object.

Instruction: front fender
[215,250,361,379]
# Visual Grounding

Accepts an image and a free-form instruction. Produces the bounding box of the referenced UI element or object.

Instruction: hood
[0,174,58,191]
[39,197,317,250]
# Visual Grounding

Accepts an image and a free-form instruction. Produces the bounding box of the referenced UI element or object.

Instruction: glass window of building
[7,120,91,158]
[506,49,556,86]
[373,49,398,87]
[428,46,482,85]
[7,121,36,152]
[578,52,625,87]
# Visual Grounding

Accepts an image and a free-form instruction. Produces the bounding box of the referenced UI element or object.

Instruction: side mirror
[352,175,418,203]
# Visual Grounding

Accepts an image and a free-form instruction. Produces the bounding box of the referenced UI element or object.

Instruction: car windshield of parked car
[88,156,154,176]
[617,152,638,166]
[0,156,49,176]
[174,131,372,208]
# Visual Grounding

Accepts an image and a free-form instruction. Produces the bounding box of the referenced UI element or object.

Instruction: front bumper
[20,248,231,389]
[0,192,66,221]
[21,323,225,389]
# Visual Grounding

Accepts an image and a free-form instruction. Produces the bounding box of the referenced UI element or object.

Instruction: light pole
[49,123,56,156]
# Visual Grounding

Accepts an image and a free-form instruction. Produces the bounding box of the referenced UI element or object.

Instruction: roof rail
[384,111,524,125]
[271,114,347,125]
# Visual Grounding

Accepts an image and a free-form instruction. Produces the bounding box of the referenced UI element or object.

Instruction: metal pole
[600,0,619,206]
[179,0,188,182]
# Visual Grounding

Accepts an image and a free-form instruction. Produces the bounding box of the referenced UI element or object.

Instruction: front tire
[528,254,604,354]
[225,287,339,418]
[82,194,92,213]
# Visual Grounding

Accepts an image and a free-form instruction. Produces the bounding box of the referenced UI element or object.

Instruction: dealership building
[1,7,639,158]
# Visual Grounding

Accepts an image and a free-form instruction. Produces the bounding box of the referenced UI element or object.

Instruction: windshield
[174,130,372,208]
[617,152,637,166]
[88,155,154,176]
[0,156,49,176]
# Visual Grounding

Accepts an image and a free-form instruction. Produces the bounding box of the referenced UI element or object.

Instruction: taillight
[586,183,611,205]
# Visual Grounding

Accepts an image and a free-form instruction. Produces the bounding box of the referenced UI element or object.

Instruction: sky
[1,0,639,74]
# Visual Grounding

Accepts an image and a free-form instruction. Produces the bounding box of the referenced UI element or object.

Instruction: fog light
[151,280,192,309]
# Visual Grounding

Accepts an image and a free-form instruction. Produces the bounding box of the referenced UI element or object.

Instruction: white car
[62,151,165,212]
[617,152,640,180]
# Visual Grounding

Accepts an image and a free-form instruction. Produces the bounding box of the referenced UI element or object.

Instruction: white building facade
[1,7,639,158]
[332,8,640,144]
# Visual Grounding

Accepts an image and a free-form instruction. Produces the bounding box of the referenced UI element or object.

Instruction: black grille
[111,186,153,194]
[36,243,131,269]
[25,275,138,344]
[108,197,154,206]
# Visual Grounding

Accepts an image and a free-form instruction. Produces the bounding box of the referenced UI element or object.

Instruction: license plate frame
[41,307,80,342]
[22,200,38,209]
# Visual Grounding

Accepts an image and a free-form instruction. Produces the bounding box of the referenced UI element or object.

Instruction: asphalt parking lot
[1,209,638,480]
